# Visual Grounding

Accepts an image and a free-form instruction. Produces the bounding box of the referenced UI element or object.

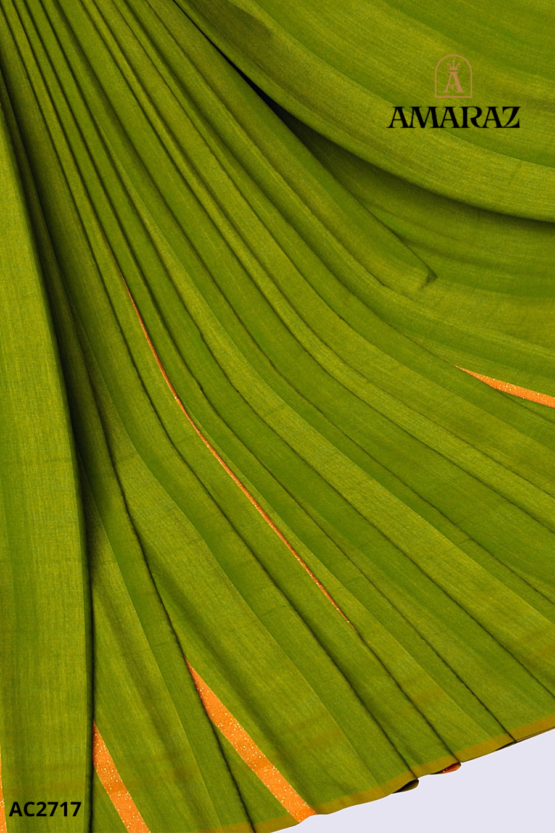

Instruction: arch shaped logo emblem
[435,55,472,98]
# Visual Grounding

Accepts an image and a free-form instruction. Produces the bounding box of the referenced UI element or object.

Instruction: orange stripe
[93,723,150,833]
[0,750,6,833]
[187,663,316,823]
[460,368,555,409]
[122,278,350,623]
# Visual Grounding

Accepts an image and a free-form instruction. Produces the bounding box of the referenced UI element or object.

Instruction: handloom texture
[0,1,554,831]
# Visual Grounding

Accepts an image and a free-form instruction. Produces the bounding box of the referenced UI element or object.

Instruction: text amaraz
[388,106,521,128]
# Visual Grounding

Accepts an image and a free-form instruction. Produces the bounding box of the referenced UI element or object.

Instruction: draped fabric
[1,1,554,831]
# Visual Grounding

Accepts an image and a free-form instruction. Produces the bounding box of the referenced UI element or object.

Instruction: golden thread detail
[93,723,150,833]
[0,750,6,833]
[460,368,555,409]
[187,663,316,823]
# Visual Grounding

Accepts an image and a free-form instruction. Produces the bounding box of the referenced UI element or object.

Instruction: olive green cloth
[0,1,554,831]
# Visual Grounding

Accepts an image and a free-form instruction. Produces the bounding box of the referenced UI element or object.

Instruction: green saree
[1,0,554,831]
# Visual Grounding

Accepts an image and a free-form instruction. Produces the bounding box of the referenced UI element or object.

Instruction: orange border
[0,750,6,833]
[123,278,350,623]
[187,663,316,823]
[440,762,461,774]
[93,723,150,833]
[460,368,555,409]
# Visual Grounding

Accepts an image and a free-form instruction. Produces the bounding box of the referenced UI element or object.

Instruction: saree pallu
[1,1,555,831]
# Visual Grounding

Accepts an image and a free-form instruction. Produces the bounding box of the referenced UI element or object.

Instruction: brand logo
[435,55,472,98]
[387,55,520,128]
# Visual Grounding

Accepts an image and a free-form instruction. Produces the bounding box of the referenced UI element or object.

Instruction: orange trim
[0,750,6,833]
[460,368,555,409]
[93,723,150,833]
[440,763,461,774]
[187,663,316,823]
[122,278,350,623]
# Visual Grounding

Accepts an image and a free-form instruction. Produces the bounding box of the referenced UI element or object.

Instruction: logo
[435,55,472,98]
[387,55,520,129]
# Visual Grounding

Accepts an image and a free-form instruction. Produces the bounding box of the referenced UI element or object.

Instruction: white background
[301,731,554,832]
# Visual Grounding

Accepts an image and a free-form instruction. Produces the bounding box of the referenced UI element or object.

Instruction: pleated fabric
[0,1,554,831]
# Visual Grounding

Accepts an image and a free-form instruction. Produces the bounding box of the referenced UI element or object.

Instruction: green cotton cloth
[0,1,554,831]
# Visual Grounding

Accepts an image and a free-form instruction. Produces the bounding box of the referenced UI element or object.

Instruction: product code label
[8,802,81,818]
